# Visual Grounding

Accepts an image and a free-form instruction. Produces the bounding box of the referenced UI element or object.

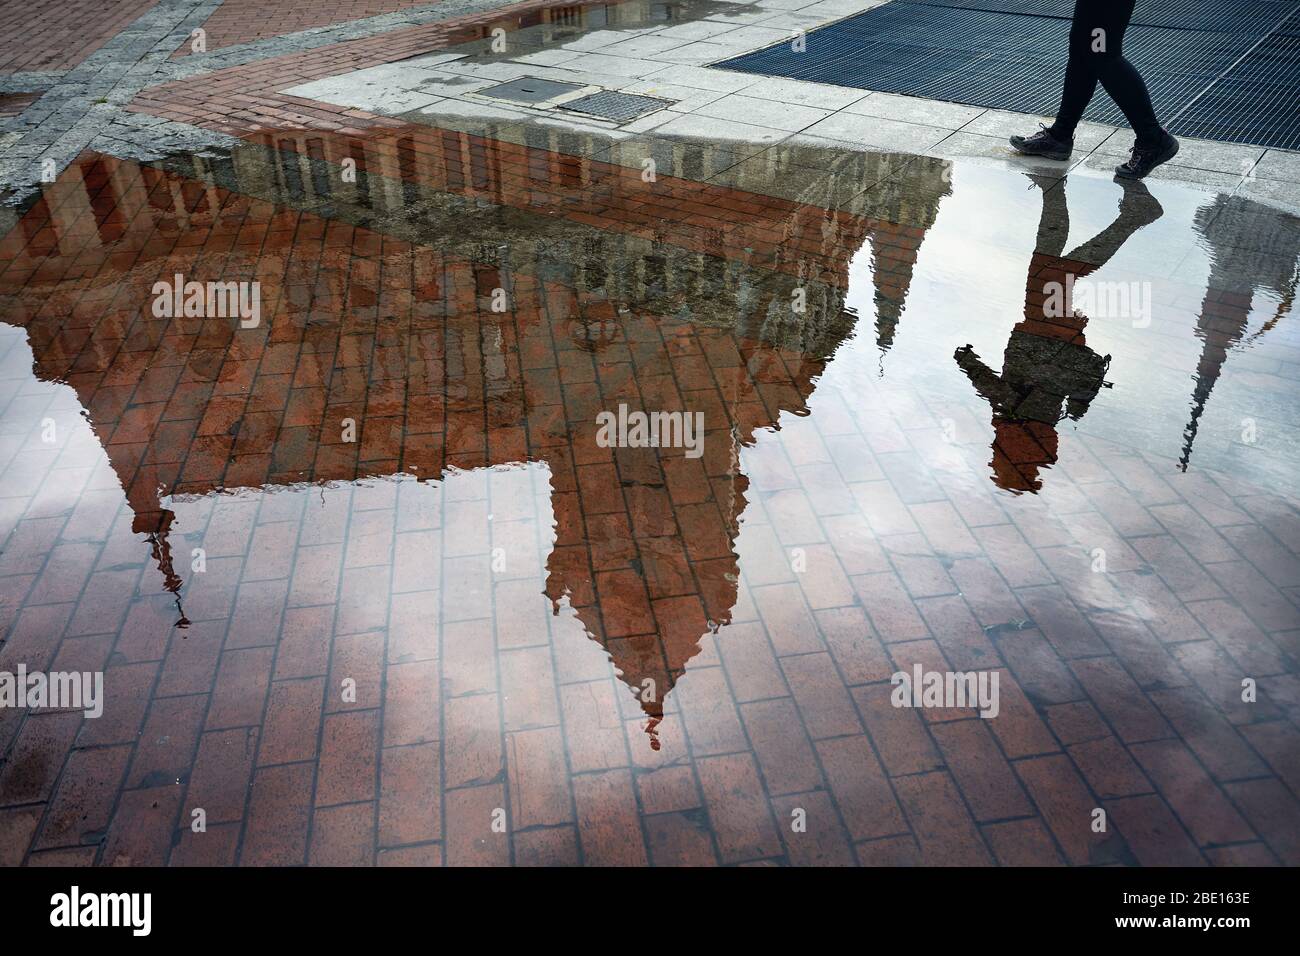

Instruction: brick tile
[1015,754,1121,865]
[1044,701,1110,745]
[259,677,324,765]
[993,627,1083,705]
[241,762,314,866]
[559,680,627,772]
[982,818,1065,866]
[127,694,206,789]
[0,807,42,866]
[675,666,747,756]
[572,769,648,866]
[186,728,258,825]
[100,784,183,866]
[814,605,894,684]
[855,835,921,866]
[635,765,700,816]
[771,791,855,866]
[715,621,787,702]
[169,823,241,866]
[316,710,380,806]
[644,811,718,866]
[1203,843,1279,866]
[499,646,559,732]
[206,646,274,730]
[33,744,131,850]
[931,719,1033,821]
[1129,739,1254,846]
[384,659,440,746]
[379,743,440,848]
[0,712,81,806]
[851,683,942,776]
[783,652,862,739]
[310,802,376,866]
[1104,794,1205,866]
[696,753,782,863]
[815,735,907,841]
[1068,736,1152,798]
[752,582,825,655]
[1222,777,1300,865]
[893,771,992,865]
[741,698,823,797]
[506,727,572,829]
[1068,657,1172,743]
[851,572,928,642]
[1238,721,1300,794]
[444,783,509,866]
[514,826,579,866]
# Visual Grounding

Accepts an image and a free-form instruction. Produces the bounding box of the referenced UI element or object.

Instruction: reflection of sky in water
[820,164,1300,496]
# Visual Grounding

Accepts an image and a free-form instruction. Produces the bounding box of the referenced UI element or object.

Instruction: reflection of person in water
[955,175,1163,492]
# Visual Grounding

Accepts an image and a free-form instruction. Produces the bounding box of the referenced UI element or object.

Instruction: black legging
[1048,0,1163,147]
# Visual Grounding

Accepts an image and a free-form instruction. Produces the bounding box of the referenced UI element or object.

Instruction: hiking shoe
[1010,125,1073,160]
[1115,132,1179,179]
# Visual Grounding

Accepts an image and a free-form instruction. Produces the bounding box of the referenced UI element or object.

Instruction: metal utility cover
[558,90,674,122]
[481,77,585,104]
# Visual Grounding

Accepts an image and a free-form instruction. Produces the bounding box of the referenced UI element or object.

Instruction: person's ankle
[1136,128,1170,150]
[1046,125,1073,145]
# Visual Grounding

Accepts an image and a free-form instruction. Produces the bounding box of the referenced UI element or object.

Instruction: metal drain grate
[480,77,584,104]
[898,0,1297,34]
[714,0,1300,149]
[558,90,674,122]
[1170,33,1300,152]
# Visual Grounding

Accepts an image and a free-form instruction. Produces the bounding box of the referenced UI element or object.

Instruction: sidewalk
[0,0,1298,869]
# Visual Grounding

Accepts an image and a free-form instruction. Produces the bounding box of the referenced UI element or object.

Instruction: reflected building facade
[0,122,953,733]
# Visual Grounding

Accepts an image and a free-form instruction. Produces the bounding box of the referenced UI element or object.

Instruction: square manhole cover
[558,90,674,122]
[480,77,584,104]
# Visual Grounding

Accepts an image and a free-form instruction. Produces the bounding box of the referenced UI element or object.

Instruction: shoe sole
[1009,136,1072,161]
[1115,136,1180,179]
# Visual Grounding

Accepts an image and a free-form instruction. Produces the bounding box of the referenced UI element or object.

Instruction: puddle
[0,80,1298,866]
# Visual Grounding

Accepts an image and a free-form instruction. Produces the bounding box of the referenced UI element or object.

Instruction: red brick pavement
[131,0,615,135]
[0,0,158,73]
[174,0,442,58]
[0,0,1297,868]
[0,93,41,117]
[0,130,1297,865]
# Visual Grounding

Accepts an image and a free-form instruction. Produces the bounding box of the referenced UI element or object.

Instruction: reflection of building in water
[0,125,952,737]
[217,121,953,359]
[677,143,952,363]
[405,0,709,56]
[1180,195,1300,469]
[956,178,1163,493]
[489,1,692,40]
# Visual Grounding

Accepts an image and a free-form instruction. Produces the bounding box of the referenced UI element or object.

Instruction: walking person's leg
[1044,0,1111,147]
[1012,0,1179,177]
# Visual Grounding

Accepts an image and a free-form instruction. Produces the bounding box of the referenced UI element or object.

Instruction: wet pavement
[1,0,1299,868]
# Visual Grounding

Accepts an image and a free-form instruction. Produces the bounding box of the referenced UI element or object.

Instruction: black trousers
[1049,0,1163,146]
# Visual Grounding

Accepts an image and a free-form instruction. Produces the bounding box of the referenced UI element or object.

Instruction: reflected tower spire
[1179,196,1300,470]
